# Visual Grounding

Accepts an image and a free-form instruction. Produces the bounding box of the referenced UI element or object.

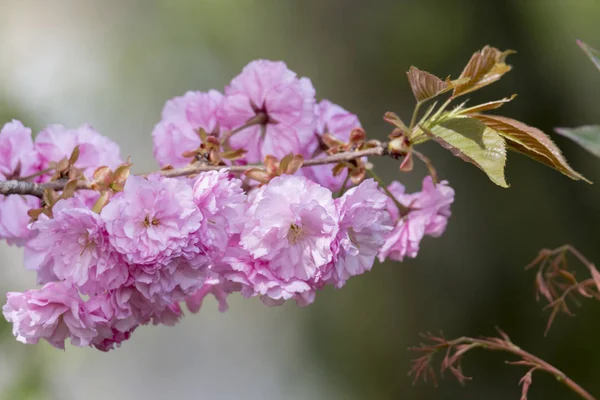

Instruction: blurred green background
[1,1,599,399]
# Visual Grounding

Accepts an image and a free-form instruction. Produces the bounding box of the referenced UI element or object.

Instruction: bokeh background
[1,1,599,399]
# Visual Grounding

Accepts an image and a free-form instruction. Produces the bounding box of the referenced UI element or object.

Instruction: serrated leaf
[406,67,449,102]
[423,117,508,187]
[453,46,514,97]
[555,125,600,159]
[406,67,469,102]
[577,40,600,72]
[472,114,590,183]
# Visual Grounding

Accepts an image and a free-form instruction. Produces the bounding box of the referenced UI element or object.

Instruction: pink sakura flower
[185,271,241,313]
[101,175,202,265]
[240,175,338,296]
[35,124,123,180]
[192,170,247,260]
[221,242,316,307]
[2,282,97,349]
[131,253,210,305]
[0,120,42,245]
[26,197,128,295]
[86,289,138,352]
[378,176,454,262]
[152,90,223,168]
[323,179,393,288]
[218,60,317,162]
[301,100,363,192]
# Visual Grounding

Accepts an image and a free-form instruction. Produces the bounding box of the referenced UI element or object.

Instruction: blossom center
[143,215,160,227]
[287,223,304,244]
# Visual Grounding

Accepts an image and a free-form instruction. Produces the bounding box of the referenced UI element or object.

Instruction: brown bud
[388,137,411,157]
[286,155,304,175]
[69,145,81,165]
[399,152,414,172]
[349,128,366,144]
[245,168,272,185]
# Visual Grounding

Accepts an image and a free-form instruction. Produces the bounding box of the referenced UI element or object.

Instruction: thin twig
[410,331,596,400]
[0,144,387,198]
[219,112,268,146]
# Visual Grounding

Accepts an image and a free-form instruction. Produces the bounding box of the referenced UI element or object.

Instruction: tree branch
[0,144,388,197]
[410,330,596,400]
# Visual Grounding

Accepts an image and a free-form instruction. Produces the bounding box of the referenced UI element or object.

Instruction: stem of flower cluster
[0,144,388,198]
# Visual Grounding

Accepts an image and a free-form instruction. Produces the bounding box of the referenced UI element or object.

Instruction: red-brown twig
[526,245,600,335]
[0,144,387,198]
[409,329,596,400]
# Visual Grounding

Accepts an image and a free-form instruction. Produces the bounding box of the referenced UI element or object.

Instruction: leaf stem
[366,169,410,216]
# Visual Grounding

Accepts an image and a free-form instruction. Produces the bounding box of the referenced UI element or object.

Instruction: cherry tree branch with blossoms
[0,45,590,361]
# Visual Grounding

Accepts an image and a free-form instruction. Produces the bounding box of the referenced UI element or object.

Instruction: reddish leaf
[471,114,590,183]
[406,67,449,102]
[453,46,514,97]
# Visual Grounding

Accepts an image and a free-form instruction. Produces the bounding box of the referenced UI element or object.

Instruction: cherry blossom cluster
[1,60,454,351]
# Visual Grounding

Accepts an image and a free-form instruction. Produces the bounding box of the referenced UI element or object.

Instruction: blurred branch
[526,245,600,335]
[409,329,596,400]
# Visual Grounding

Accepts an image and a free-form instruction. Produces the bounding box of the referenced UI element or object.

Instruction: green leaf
[555,125,600,159]
[472,114,591,183]
[423,117,508,187]
[577,40,600,72]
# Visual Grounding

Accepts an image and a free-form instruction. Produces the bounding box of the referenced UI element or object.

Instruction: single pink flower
[27,197,128,295]
[86,290,138,352]
[218,60,317,162]
[2,282,97,349]
[222,242,316,306]
[378,176,454,262]
[240,175,338,289]
[131,253,210,305]
[152,90,223,167]
[323,179,392,288]
[301,100,363,191]
[101,175,202,265]
[35,124,122,180]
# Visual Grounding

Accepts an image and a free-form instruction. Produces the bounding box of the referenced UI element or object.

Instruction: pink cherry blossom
[152,90,223,167]
[240,175,338,293]
[26,197,128,295]
[131,253,210,305]
[35,124,122,180]
[2,282,97,349]
[192,170,247,260]
[222,242,316,306]
[378,176,454,262]
[218,60,317,162]
[301,100,362,191]
[101,175,202,265]
[86,290,138,352]
[323,179,392,288]
[185,272,241,313]
[0,120,42,245]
